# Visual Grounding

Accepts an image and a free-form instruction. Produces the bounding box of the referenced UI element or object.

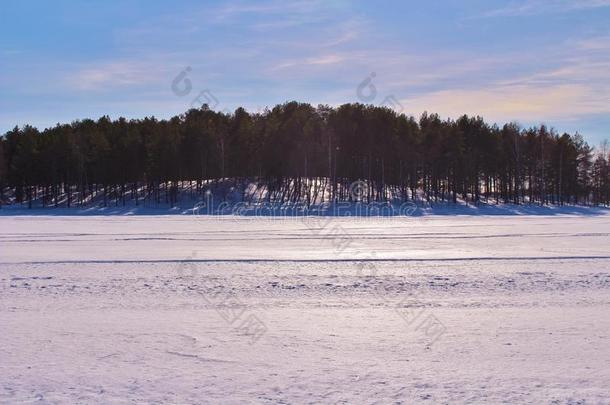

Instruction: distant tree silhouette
[0,102,608,208]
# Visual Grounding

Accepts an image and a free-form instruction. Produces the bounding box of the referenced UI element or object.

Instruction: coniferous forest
[1,102,609,209]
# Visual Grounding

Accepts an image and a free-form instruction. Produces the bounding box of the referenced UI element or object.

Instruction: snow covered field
[1,212,610,403]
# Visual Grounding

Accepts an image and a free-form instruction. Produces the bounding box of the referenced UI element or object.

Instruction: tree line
[0,102,609,208]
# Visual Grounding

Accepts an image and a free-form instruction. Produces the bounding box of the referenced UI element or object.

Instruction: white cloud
[272,54,345,70]
[478,0,610,18]
[213,0,329,22]
[68,61,171,91]
[402,83,610,123]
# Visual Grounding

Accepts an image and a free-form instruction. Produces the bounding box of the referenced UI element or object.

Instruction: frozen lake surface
[1,213,610,403]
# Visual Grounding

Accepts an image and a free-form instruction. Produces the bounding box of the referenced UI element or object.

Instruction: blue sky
[1,0,609,145]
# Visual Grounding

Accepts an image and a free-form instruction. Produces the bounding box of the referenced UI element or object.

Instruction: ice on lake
[1,212,609,403]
